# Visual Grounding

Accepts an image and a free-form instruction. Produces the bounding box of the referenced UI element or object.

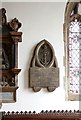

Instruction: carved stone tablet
[29,40,59,92]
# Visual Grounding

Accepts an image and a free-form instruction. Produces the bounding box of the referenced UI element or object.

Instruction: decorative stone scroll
[29,40,59,92]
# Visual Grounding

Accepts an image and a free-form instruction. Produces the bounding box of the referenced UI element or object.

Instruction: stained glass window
[69,19,81,94]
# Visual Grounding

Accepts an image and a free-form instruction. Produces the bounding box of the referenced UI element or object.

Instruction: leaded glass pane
[69,19,81,94]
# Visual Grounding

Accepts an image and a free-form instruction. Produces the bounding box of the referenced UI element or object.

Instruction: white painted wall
[0,2,80,112]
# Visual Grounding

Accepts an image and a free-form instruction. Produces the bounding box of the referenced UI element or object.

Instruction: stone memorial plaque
[30,67,59,87]
[29,40,59,92]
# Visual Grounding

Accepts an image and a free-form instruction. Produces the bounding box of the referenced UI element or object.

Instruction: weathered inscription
[30,67,59,87]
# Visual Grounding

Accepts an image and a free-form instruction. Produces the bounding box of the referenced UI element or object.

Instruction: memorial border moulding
[29,40,59,92]
[0,8,22,103]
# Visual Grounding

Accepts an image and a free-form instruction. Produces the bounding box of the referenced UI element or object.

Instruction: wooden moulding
[0,8,22,103]
[0,68,21,103]
[0,32,22,43]
[1,110,81,120]
[0,87,18,103]
[0,86,18,92]
[0,68,21,75]
[10,31,22,42]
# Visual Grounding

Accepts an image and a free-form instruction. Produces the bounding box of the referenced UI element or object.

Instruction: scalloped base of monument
[47,87,56,92]
[33,87,41,92]
[32,87,56,92]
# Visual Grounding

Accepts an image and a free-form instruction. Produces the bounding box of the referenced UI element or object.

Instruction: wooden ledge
[0,86,18,92]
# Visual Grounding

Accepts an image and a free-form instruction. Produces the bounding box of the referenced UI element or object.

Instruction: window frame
[64,0,81,101]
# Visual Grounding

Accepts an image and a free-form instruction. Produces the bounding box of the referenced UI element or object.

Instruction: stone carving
[0,8,22,32]
[29,40,59,92]
[38,44,52,67]
[8,18,22,31]
[0,8,7,26]
[64,1,78,22]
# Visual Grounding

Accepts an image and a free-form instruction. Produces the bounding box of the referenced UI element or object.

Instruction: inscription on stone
[30,67,59,87]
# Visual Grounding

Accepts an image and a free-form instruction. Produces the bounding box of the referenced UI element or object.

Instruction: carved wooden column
[0,8,22,103]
